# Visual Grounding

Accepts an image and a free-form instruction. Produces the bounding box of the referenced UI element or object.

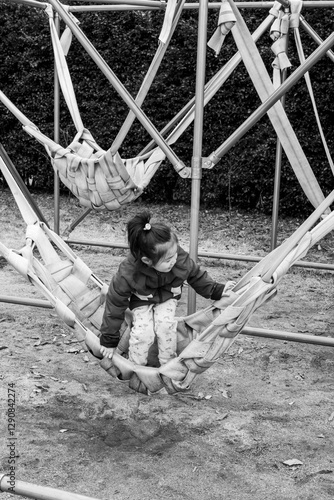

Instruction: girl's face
[152,242,178,273]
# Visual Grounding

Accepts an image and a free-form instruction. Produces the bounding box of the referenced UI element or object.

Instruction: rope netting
[1,147,334,395]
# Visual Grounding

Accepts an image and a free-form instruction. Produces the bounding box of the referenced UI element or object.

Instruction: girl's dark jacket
[99,245,225,348]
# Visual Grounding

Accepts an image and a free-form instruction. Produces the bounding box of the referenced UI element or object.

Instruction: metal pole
[0,296,53,308]
[54,12,60,234]
[64,208,92,234]
[0,297,333,347]
[6,0,334,10]
[0,474,102,500]
[241,326,334,347]
[63,238,334,271]
[69,1,334,8]
[270,23,289,250]
[188,0,208,314]
[271,141,283,249]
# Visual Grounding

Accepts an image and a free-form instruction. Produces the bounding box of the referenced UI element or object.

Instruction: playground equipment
[2,142,334,397]
[1,0,333,226]
[1,0,334,395]
[0,474,101,500]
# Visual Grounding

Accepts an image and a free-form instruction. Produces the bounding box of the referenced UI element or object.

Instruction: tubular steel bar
[54,12,60,234]
[0,474,102,500]
[67,0,334,8]
[188,0,208,314]
[3,0,48,8]
[0,296,53,308]
[241,327,334,347]
[68,1,334,11]
[270,26,289,250]
[69,5,162,10]
[68,0,164,6]
[63,238,334,271]
[5,0,334,10]
[0,297,333,347]
[185,1,334,7]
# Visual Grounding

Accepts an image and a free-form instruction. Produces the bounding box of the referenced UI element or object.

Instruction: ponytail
[127,210,177,264]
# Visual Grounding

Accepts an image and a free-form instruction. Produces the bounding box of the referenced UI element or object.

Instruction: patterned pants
[129,299,178,366]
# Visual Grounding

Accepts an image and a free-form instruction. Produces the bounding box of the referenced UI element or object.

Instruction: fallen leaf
[67,347,80,354]
[35,384,49,392]
[283,459,303,466]
[59,429,68,433]
[328,412,334,422]
[30,371,46,378]
[219,389,232,399]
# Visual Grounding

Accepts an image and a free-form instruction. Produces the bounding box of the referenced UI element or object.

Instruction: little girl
[100,210,228,366]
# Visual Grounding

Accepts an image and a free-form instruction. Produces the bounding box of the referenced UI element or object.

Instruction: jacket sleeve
[178,247,225,300]
[99,271,133,348]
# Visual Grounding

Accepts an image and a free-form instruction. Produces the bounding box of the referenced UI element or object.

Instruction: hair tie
[143,223,151,231]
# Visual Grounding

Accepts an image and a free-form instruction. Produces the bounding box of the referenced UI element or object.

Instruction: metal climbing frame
[1,0,334,349]
[47,0,334,310]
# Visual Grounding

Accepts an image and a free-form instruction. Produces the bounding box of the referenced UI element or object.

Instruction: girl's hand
[100,346,115,359]
[223,280,236,293]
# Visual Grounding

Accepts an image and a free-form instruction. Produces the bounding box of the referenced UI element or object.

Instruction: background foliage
[0,1,333,216]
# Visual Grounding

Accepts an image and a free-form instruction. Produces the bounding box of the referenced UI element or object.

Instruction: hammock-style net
[0,0,190,211]
[1,144,334,395]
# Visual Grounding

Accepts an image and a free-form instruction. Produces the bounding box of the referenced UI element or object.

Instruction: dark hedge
[0,1,333,216]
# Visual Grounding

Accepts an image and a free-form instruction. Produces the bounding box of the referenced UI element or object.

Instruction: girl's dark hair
[127,210,178,264]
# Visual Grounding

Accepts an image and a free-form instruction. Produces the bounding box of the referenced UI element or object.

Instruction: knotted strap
[270,0,302,87]
[208,0,236,56]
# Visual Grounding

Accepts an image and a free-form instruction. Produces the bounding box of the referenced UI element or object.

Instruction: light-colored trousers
[129,299,178,366]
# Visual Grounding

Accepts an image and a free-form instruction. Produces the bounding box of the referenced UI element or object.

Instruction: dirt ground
[1,190,334,500]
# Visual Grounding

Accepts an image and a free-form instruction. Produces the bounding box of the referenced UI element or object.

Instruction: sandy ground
[1,191,334,500]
